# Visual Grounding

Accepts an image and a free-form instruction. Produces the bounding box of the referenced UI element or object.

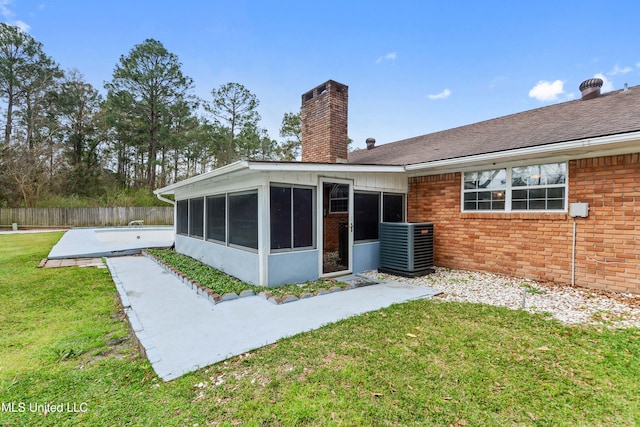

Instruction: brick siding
[408,153,640,294]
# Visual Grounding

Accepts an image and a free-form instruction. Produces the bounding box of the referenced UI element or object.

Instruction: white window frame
[461,162,568,213]
[328,183,349,213]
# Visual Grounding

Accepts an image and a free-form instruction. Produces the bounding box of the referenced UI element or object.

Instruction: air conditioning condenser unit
[379,222,434,277]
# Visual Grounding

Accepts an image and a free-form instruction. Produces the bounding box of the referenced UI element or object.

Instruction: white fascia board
[404,131,640,175]
[247,162,405,173]
[154,161,250,195]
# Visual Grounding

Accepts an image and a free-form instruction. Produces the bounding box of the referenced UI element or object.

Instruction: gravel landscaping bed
[363,267,640,328]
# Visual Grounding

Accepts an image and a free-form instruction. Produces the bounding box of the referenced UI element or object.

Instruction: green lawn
[1,233,639,426]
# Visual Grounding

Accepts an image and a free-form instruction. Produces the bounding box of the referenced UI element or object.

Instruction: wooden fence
[0,207,174,227]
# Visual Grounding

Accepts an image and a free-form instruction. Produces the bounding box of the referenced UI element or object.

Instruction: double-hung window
[511,163,566,210]
[463,169,507,211]
[329,184,349,213]
[462,162,567,212]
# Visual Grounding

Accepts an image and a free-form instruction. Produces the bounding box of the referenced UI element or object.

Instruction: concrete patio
[107,255,440,381]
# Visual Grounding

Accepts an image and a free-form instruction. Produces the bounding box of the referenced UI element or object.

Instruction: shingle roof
[348,85,640,166]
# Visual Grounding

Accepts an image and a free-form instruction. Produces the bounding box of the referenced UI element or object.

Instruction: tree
[277,111,301,161]
[105,38,195,190]
[207,82,260,165]
[0,23,59,147]
[237,123,277,161]
[55,70,104,195]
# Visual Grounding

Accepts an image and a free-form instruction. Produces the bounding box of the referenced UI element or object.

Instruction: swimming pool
[48,226,174,259]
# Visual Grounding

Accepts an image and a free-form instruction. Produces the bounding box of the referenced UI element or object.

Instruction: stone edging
[141,250,362,305]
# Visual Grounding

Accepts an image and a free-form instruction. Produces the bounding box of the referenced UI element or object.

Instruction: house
[155,78,640,294]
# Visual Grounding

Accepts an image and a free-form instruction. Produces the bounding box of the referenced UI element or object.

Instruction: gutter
[404,130,640,173]
[155,193,175,206]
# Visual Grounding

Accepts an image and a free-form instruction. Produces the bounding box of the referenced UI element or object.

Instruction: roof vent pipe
[366,137,376,150]
[579,78,604,100]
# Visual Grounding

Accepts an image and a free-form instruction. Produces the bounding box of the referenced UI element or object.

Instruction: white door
[319,178,353,277]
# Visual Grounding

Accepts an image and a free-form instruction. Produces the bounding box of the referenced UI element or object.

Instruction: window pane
[530,188,546,199]
[541,163,567,185]
[478,191,491,201]
[354,192,380,241]
[206,195,226,242]
[512,200,527,210]
[229,192,258,249]
[529,199,546,210]
[512,189,527,200]
[293,188,314,248]
[189,198,204,238]
[383,194,404,222]
[176,200,188,235]
[547,187,564,198]
[547,199,564,209]
[329,184,349,213]
[464,192,478,201]
[464,201,477,210]
[330,198,348,213]
[270,187,292,250]
[464,169,506,189]
[513,163,566,187]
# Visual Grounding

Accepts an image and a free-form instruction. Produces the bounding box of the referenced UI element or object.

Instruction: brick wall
[323,213,348,252]
[408,153,640,294]
[301,80,348,163]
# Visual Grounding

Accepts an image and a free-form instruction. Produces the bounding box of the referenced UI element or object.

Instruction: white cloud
[376,52,396,63]
[608,64,632,75]
[593,73,614,92]
[13,19,29,32]
[489,76,504,89]
[528,80,565,102]
[0,0,14,19]
[1,1,30,32]
[427,88,451,100]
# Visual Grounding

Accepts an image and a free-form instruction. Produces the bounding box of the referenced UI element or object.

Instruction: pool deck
[48,226,174,259]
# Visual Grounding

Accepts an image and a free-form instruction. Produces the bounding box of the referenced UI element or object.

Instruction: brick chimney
[301,80,348,163]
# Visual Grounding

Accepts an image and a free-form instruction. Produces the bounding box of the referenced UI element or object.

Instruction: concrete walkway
[107,256,440,381]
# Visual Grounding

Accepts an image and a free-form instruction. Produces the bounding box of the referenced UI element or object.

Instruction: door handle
[350,223,353,232]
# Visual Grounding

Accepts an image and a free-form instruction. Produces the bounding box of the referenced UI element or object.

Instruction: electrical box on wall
[569,202,589,218]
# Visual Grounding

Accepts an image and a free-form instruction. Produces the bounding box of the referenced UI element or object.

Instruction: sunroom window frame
[269,183,316,253]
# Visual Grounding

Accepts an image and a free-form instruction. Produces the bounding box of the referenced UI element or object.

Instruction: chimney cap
[366,137,376,150]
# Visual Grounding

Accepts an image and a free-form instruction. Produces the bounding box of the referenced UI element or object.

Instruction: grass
[146,248,343,298]
[0,233,639,425]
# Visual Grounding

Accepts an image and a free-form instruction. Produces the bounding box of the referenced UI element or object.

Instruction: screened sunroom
[154,160,407,287]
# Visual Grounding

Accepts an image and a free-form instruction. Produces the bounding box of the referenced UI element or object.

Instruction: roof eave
[247,162,405,173]
[153,160,405,194]
[405,131,640,174]
[154,160,250,195]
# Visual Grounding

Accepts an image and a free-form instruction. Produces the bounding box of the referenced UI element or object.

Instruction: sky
[3,0,640,151]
